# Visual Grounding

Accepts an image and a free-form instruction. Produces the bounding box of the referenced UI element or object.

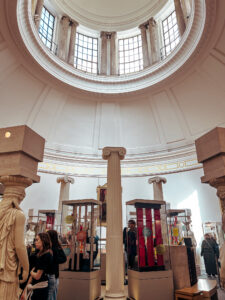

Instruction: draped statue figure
[0,176,32,299]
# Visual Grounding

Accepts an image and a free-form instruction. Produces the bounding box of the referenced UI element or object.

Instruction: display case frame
[126,199,170,272]
[61,199,101,272]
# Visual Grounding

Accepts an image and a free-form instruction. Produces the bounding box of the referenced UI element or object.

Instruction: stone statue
[25,224,36,246]
[220,212,225,288]
[0,176,31,299]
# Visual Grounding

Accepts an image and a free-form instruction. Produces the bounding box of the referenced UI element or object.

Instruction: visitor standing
[201,233,218,277]
[20,233,53,300]
[47,230,67,300]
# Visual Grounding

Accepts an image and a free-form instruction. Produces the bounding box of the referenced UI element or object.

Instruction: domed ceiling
[51,0,168,31]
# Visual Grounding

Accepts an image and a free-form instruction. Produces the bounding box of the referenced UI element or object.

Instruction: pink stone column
[68,20,79,65]
[58,16,70,61]
[100,31,108,75]
[34,0,44,29]
[139,23,150,68]
[148,18,160,64]
[102,147,126,299]
[110,32,117,75]
[174,0,186,36]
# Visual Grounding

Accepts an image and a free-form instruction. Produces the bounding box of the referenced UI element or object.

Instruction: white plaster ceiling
[51,0,168,31]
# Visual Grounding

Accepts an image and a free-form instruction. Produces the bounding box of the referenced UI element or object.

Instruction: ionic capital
[209,176,225,213]
[102,147,126,160]
[61,16,70,27]
[139,22,148,30]
[70,20,79,28]
[100,31,108,39]
[148,176,167,185]
[0,175,32,204]
[57,175,75,184]
[149,17,157,27]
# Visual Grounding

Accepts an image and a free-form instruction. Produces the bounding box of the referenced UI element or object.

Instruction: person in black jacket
[47,230,67,300]
[123,219,137,270]
[21,233,53,300]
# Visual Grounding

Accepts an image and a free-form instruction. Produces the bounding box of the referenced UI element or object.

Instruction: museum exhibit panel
[57,199,102,300]
[126,199,174,300]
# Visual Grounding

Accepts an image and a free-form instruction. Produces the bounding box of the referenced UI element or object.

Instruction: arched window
[118,35,143,75]
[74,33,98,74]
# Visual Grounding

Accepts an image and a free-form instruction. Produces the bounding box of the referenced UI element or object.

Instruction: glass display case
[167,209,187,246]
[166,209,196,247]
[61,199,101,272]
[167,208,197,287]
[126,199,170,272]
[37,209,61,232]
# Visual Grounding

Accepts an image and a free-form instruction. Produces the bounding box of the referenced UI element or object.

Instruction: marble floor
[100,275,225,300]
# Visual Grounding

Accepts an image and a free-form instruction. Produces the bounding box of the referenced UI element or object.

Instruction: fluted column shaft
[148,18,160,64]
[110,32,117,75]
[139,24,150,68]
[34,0,44,29]
[174,0,186,36]
[58,16,70,61]
[68,20,78,65]
[103,147,126,299]
[100,32,108,75]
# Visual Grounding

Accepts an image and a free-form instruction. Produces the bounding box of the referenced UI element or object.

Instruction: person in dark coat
[201,233,218,277]
[123,219,137,269]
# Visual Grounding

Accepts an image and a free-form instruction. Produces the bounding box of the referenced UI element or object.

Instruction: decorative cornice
[37,153,202,178]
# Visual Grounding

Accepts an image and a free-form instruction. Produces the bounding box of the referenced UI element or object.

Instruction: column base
[104,296,126,300]
[105,291,126,299]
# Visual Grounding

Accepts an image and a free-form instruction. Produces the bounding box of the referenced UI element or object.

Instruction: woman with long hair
[47,230,67,300]
[21,232,53,300]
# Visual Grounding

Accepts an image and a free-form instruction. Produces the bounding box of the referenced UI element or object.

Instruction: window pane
[118,34,143,74]
[38,7,55,51]
[162,10,181,58]
[74,32,98,74]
